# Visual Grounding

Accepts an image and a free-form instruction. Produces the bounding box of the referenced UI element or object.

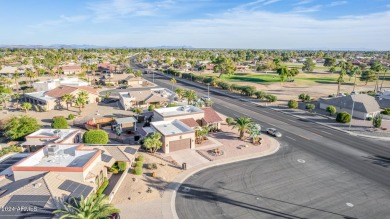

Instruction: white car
[200,96,211,101]
[267,128,282,137]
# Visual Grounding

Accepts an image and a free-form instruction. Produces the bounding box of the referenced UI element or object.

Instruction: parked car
[109,213,120,219]
[200,96,211,101]
[267,128,282,137]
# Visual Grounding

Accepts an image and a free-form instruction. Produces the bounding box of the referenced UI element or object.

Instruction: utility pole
[207,83,210,99]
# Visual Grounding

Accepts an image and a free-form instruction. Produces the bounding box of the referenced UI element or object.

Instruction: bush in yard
[147,163,158,170]
[135,161,143,167]
[108,167,118,174]
[136,155,144,162]
[134,166,143,175]
[51,116,69,129]
[167,103,178,107]
[326,105,337,116]
[265,94,277,102]
[83,130,109,144]
[287,100,298,109]
[4,116,41,140]
[117,161,127,171]
[372,115,382,128]
[366,117,373,121]
[336,112,351,123]
[298,93,311,102]
[305,104,315,113]
[67,114,75,120]
[225,117,235,126]
[381,108,390,115]
[254,91,266,100]
[96,178,109,195]
[148,104,155,112]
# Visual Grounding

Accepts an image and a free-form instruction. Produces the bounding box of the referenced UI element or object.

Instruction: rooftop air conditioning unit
[48,145,60,156]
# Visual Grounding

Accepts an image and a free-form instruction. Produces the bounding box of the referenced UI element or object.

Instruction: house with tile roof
[32,77,89,92]
[319,94,382,119]
[119,88,176,110]
[24,85,99,111]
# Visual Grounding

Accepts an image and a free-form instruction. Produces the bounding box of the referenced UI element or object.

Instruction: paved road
[143,73,390,188]
[175,145,390,219]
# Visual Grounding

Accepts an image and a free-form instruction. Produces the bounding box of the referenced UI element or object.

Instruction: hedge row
[134,155,144,175]
[162,70,278,102]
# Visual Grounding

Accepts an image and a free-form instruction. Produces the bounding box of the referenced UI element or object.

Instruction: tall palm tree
[170,78,176,91]
[351,66,361,92]
[74,96,86,113]
[175,88,185,100]
[54,194,120,219]
[62,94,74,110]
[90,64,98,83]
[11,71,20,93]
[336,69,346,95]
[184,89,197,105]
[143,132,162,153]
[232,117,253,140]
[25,69,37,85]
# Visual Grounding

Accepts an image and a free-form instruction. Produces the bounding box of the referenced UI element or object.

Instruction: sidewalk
[157,72,390,141]
[160,137,280,219]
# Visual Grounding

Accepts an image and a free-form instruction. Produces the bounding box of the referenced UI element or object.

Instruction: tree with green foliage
[4,116,41,140]
[329,66,336,74]
[372,114,382,128]
[212,56,237,78]
[277,66,289,83]
[305,103,315,113]
[148,104,156,112]
[351,66,362,92]
[51,116,69,129]
[360,70,377,85]
[226,117,235,126]
[175,88,185,100]
[184,89,197,104]
[132,107,143,115]
[134,70,143,78]
[83,130,109,144]
[302,58,315,72]
[336,69,346,95]
[326,105,337,116]
[143,132,162,153]
[324,57,336,67]
[61,94,74,110]
[232,117,253,140]
[21,102,32,113]
[170,78,176,91]
[0,93,11,108]
[265,94,277,102]
[254,91,266,100]
[248,123,261,145]
[54,194,120,219]
[288,100,298,109]
[336,112,351,123]
[298,93,310,102]
[195,126,209,144]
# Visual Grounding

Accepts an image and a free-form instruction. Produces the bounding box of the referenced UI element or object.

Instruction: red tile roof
[201,107,223,123]
[61,65,81,71]
[180,118,200,128]
[45,85,97,98]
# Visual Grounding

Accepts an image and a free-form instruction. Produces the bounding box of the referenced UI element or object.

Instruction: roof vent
[33,183,42,188]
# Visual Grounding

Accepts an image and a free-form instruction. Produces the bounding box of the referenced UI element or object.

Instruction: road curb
[161,138,281,219]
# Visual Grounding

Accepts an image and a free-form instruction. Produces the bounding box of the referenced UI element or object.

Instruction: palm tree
[74,96,86,113]
[143,132,162,153]
[336,69,346,95]
[21,102,32,113]
[11,71,20,93]
[170,78,176,91]
[0,93,11,108]
[78,91,89,105]
[54,194,120,219]
[175,88,185,100]
[351,66,361,92]
[62,94,74,110]
[90,64,98,83]
[232,117,253,140]
[25,69,37,85]
[184,89,197,105]
[195,126,209,144]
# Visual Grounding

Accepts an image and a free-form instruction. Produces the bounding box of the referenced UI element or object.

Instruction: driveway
[166,149,209,169]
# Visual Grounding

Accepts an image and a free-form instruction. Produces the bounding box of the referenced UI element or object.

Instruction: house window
[95,176,99,186]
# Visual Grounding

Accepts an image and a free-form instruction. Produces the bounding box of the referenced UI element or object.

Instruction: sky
[0,0,390,50]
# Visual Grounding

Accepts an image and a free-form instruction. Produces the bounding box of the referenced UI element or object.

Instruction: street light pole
[207,83,210,99]
[348,99,355,130]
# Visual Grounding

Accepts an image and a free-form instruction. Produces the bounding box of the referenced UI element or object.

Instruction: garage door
[169,138,191,152]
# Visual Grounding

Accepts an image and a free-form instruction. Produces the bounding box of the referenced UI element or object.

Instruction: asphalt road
[143,73,390,188]
[175,145,390,219]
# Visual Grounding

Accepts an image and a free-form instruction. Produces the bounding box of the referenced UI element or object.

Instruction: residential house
[24,85,99,111]
[33,77,89,92]
[60,65,82,75]
[319,94,382,119]
[98,63,117,73]
[22,129,83,152]
[119,88,176,110]
[111,117,137,132]
[122,76,156,88]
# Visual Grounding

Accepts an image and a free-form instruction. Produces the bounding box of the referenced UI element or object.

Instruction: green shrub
[326,105,337,115]
[288,100,298,109]
[68,114,75,120]
[51,116,69,129]
[118,161,127,171]
[4,116,41,140]
[0,145,23,158]
[336,112,351,123]
[366,117,373,121]
[108,167,119,174]
[147,163,158,170]
[254,91,266,99]
[167,103,178,107]
[135,161,143,167]
[134,166,143,175]
[265,94,277,102]
[148,104,155,112]
[137,155,145,162]
[381,108,390,115]
[83,130,109,144]
[96,178,109,195]
[372,115,382,128]
[298,93,310,102]
[34,105,40,112]
[225,117,235,125]
[305,103,315,112]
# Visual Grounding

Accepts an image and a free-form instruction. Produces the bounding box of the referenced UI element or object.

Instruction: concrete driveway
[167,149,209,169]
